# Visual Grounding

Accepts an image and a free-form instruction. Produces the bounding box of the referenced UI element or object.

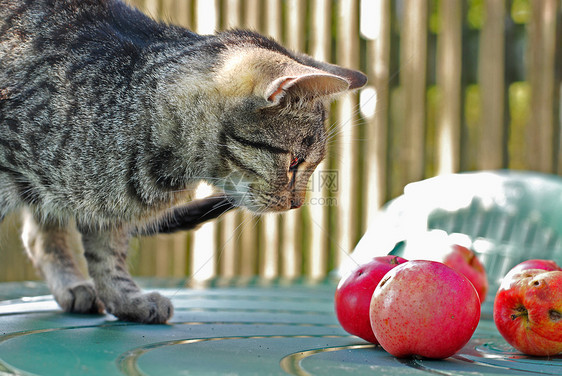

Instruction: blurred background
[1,0,561,283]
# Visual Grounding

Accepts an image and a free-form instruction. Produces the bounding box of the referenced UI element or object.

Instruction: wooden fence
[1,0,561,283]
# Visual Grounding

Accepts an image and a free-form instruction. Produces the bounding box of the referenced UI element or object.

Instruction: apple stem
[510,305,528,321]
[549,309,562,322]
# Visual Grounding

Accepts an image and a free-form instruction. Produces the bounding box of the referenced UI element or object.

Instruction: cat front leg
[21,210,104,314]
[80,227,173,324]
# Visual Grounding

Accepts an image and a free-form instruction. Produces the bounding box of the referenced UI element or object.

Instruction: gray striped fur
[0,0,366,323]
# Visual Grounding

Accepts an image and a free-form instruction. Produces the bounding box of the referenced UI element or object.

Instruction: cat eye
[290,157,300,168]
[290,156,303,169]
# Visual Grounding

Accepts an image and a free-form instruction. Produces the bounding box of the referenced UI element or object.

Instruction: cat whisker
[325,115,364,140]
[325,125,362,145]
[326,101,367,128]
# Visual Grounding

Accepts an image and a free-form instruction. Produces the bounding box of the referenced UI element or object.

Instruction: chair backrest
[346,170,562,291]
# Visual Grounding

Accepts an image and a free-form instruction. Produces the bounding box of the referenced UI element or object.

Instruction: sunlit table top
[1,278,561,375]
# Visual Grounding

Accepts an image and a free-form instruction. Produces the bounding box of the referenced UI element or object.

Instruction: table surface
[1,278,561,376]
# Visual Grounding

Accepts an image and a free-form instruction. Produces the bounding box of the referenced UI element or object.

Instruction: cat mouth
[219,176,305,213]
[256,191,305,212]
[222,190,293,213]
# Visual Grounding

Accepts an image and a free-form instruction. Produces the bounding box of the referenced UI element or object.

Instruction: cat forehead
[220,47,309,74]
[214,47,327,97]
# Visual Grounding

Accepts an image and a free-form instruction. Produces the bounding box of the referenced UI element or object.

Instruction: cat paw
[108,291,173,324]
[55,282,105,315]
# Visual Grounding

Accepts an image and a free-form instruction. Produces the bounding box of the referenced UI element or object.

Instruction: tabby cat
[0,0,366,323]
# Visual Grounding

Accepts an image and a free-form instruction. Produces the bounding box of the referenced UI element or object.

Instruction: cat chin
[241,205,292,215]
[238,195,299,214]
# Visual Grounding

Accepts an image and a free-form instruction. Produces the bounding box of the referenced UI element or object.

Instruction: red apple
[334,256,408,343]
[507,259,562,276]
[493,269,562,356]
[369,260,481,359]
[442,244,488,303]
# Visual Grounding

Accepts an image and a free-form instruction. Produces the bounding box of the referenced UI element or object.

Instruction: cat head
[209,31,366,213]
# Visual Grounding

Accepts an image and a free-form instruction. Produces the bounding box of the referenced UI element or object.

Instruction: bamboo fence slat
[2,0,562,282]
[363,0,391,228]
[477,0,505,170]
[392,0,428,197]
[436,0,462,175]
[527,0,558,173]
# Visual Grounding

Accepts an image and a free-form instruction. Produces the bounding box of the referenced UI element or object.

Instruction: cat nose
[290,198,303,209]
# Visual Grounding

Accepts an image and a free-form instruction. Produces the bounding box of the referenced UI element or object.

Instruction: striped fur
[0,0,366,323]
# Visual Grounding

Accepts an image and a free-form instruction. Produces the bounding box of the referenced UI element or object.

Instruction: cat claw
[55,282,105,315]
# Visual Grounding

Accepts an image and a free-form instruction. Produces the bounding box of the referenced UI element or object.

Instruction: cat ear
[265,73,350,104]
[292,54,368,91]
[215,46,367,102]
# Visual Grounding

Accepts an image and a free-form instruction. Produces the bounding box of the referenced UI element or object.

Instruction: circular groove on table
[1,285,561,375]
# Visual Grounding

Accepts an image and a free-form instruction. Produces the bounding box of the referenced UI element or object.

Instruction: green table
[0,279,560,375]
